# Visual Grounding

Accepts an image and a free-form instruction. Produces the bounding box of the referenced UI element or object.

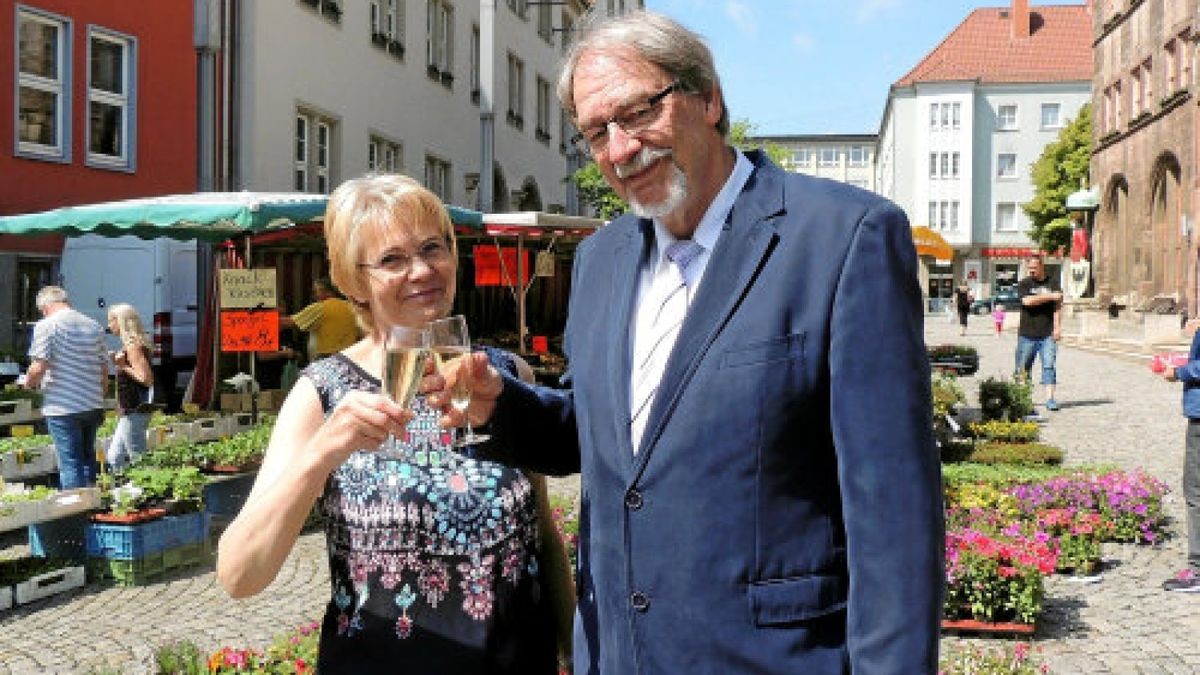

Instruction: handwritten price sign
[220,310,279,352]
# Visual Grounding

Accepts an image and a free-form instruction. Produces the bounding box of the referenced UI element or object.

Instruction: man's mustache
[614,148,673,179]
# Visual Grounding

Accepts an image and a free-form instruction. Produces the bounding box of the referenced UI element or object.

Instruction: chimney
[1012,0,1030,39]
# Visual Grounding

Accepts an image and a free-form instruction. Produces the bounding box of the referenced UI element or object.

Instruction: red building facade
[0,0,197,351]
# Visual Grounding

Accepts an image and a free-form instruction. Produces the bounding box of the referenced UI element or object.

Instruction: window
[997,104,1017,130]
[1142,58,1153,108]
[951,102,961,129]
[1131,66,1145,115]
[87,28,135,169]
[1166,38,1180,93]
[792,148,812,167]
[995,203,1017,232]
[302,0,343,23]
[295,109,335,193]
[371,0,404,50]
[949,201,959,231]
[535,76,552,143]
[818,147,838,167]
[470,24,480,103]
[16,8,70,160]
[940,103,950,129]
[940,153,949,179]
[424,154,451,201]
[940,202,948,231]
[506,0,527,19]
[950,152,959,179]
[849,145,868,167]
[537,1,553,42]
[930,103,939,129]
[426,0,453,84]
[507,52,525,128]
[560,106,575,155]
[1040,102,1061,129]
[997,153,1017,178]
[368,136,401,172]
[929,153,938,179]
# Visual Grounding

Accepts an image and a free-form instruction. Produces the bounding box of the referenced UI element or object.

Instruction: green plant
[931,371,966,420]
[203,425,270,468]
[979,377,1034,421]
[942,462,1083,489]
[927,344,979,358]
[968,420,1041,443]
[205,621,320,673]
[153,640,207,675]
[113,466,207,513]
[966,442,1064,466]
[0,385,42,407]
[939,641,1048,675]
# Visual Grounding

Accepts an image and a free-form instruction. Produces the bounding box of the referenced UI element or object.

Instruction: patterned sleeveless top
[303,350,557,674]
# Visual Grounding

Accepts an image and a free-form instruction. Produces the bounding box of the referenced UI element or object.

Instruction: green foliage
[1023,103,1092,253]
[571,162,627,220]
[931,371,966,420]
[113,466,207,513]
[968,420,1041,443]
[966,442,1064,466]
[0,385,42,406]
[979,377,1034,421]
[942,462,1075,488]
[927,344,979,358]
[939,642,1047,675]
[728,119,789,166]
[153,640,207,675]
[0,434,53,455]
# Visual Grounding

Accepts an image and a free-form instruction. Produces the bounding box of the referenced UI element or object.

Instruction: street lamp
[1065,185,1100,300]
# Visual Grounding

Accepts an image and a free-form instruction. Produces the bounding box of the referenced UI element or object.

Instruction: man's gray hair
[557,9,730,137]
[35,285,68,310]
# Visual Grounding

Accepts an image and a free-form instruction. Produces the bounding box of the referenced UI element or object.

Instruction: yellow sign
[10,425,33,438]
[219,269,278,309]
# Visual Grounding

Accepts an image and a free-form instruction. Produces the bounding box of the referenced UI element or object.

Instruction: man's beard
[615,148,689,219]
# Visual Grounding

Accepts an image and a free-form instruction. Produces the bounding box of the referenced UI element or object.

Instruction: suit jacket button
[624,488,643,510]
[630,591,650,612]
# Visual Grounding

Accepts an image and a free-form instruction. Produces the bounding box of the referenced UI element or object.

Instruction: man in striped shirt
[24,286,109,488]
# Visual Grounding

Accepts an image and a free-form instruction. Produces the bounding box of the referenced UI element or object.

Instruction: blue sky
[649,0,1087,136]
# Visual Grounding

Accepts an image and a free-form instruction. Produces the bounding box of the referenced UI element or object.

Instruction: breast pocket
[720,333,805,369]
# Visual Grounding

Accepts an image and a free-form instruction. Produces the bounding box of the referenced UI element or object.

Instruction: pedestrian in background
[280,277,360,361]
[992,303,1006,336]
[1015,254,1063,411]
[1159,316,1200,592]
[22,286,107,488]
[954,280,973,336]
[105,303,154,472]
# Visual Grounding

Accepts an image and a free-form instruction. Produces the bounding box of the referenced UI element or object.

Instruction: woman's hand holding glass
[429,315,490,446]
[378,325,432,459]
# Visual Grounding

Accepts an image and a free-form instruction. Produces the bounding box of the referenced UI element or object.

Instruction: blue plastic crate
[85,511,210,560]
[28,514,89,561]
[203,472,256,520]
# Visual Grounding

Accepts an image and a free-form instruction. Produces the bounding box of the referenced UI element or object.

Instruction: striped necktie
[630,239,704,452]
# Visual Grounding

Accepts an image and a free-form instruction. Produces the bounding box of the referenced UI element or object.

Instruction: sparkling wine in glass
[380,325,430,459]
[430,315,490,446]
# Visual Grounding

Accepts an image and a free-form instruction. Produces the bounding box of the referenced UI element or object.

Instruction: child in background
[992,305,1005,336]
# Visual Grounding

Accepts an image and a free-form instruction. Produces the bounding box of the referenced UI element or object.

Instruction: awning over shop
[910,226,954,262]
[0,191,484,242]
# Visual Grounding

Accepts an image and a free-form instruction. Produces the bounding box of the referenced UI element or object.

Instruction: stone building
[1090,0,1197,314]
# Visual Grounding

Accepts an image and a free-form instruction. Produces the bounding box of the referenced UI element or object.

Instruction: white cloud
[792,33,815,53]
[855,0,900,23]
[724,1,757,36]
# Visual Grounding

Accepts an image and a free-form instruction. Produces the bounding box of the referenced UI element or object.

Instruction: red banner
[220,310,279,352]
[473,246,530,287]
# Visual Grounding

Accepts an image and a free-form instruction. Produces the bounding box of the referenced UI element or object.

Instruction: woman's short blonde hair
[107,303,151,350]
[324,174,457,330]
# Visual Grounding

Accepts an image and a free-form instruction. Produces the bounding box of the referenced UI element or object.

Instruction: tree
[570,117,787,218]
[1023,103,1092,253]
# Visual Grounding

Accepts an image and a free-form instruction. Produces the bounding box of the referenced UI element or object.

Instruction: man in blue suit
[438,9,944,673]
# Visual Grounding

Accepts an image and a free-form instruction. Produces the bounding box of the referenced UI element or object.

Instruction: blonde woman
[106,303,154,471]
[218,174,572,673]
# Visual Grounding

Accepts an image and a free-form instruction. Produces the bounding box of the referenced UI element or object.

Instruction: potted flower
[943,527,1055,631]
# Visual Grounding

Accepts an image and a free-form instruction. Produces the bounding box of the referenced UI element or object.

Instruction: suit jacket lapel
[607,219,652,466]
[632,155,786,474]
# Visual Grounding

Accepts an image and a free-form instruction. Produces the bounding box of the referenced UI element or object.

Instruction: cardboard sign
[219,269,278,309]
[474,246,530,286]
[220,310,280,352]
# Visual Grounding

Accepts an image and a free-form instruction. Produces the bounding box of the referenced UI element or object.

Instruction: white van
[59,234,199,399]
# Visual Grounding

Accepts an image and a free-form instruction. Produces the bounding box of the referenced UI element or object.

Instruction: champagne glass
[429,315,490,446]
[380,325,431,459]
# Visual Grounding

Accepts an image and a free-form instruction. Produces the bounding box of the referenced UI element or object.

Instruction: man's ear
[703,85,723,128]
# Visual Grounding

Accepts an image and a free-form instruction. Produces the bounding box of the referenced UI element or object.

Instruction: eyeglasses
[570,81,683,156]
[358,238,451,277]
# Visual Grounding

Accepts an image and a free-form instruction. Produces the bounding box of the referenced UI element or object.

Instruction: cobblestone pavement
[1,316,1198,673]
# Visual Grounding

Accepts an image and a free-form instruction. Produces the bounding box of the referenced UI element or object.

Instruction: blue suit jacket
[489,151,944,673]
